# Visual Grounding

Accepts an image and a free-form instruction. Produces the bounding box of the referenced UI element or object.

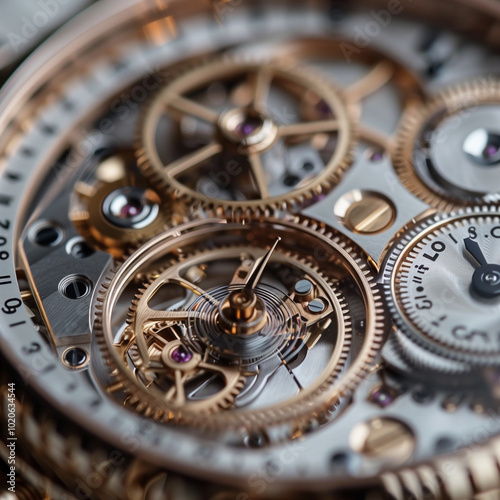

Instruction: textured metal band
[0,0,97,82]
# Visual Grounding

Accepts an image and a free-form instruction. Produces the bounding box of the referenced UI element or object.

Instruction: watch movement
[0,1,500,499]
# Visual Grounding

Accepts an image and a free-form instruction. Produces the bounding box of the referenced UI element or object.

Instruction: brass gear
[70,150,187,258]
[94,218,384,432]
[120,320,246,415]
[393,77,500,212]
[136,57,356,216]
[102,244,351,425]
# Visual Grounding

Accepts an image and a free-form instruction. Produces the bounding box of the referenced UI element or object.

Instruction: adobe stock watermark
[212,0,245,22]
[5,383,16,494]
[7,0,74,53]
[340,0,413,63]
[235,440,306,499]
[51,65,165,181]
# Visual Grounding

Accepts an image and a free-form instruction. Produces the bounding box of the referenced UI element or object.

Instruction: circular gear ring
[393,78,500,212]
[136,57,356,215]
[95,218,384,431]
[103,243,351,425]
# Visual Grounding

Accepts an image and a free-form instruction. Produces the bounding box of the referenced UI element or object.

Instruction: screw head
[308,298,326,314]
[349,417,415,463]
[294,279,313,296]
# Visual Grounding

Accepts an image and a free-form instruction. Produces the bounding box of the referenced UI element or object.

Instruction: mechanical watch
[1,1,500,499]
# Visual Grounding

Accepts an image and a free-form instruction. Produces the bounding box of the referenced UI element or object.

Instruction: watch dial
[1,1,500,499]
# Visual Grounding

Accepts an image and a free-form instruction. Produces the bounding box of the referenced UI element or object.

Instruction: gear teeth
[94,218,384,432]
[108,307,248,420]
[382,207,500,369]
[394,76,500,211]
[136,55,357,218]
[291,215,387,401]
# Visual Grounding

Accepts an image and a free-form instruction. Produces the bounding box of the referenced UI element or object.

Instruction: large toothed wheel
[95,218,383,431]
[137,58,356,215]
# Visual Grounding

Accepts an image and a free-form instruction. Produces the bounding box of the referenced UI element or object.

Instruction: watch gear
[394,78,500,211]
[121,321,246,414]
[70,150,185,258]
[137,57,356,215]
[95,218,383,431]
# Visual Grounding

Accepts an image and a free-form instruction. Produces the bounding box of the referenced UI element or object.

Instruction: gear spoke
[137,307,195,328]
[344,61,394,102]
[278,119,339,138]
[357,125,391,151]
[247,153,270,199]
[139,58,355,213]
[172,277,219,305]
[148,328,177,345]
[165,142,223,178]
[153,268,219,306]
[251,66,273,112]
[165,369,187,406]
[166,94,220,124]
